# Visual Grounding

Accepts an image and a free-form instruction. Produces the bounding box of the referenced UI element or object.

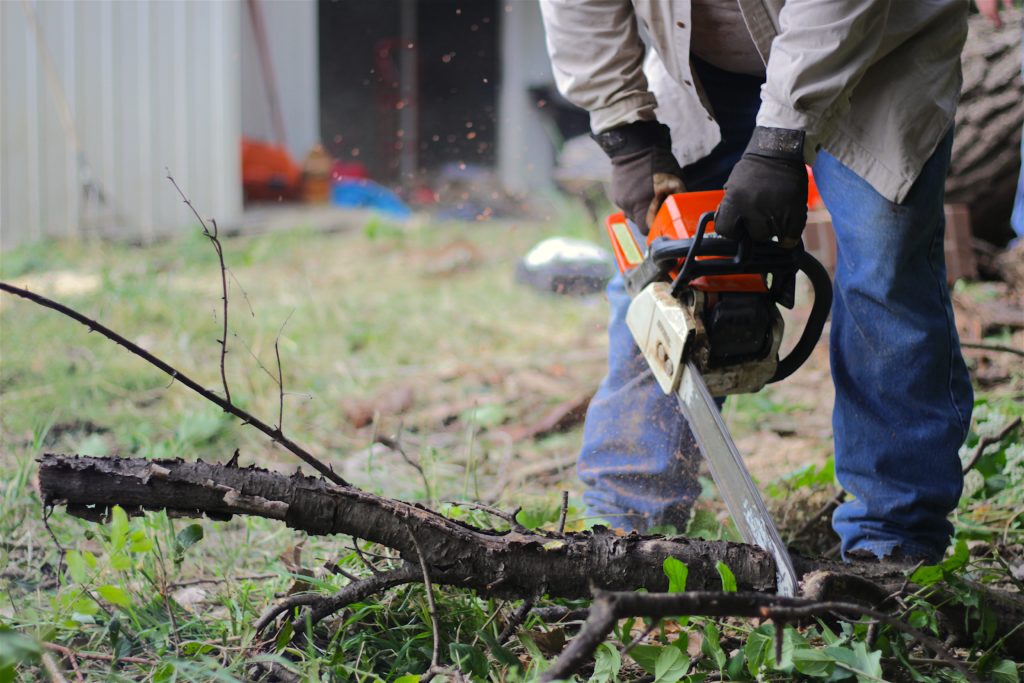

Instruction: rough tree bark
[37,454,1024,659]
[947,9,1024,244]
[37,454,777,598]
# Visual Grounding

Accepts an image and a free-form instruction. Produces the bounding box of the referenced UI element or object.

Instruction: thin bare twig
[788,490,846,544]
[557,491,570,534]
[351,540,383,576]
[40,651,69,683]
[443,501,528,533]
[498,597,537,644]
[409,533,443,678]
[376,430,431,500]
[963,416,1022,474]
[620,619,661,656]
[0,282,347,486]
[41,505,66,585]
[43,642,157,667]
[166,171,232,406]
[273,311,294,432]
[960,341,1024,358]
[168,573,278,589]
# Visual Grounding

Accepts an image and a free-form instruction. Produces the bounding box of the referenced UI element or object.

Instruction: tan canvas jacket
[539,0,969,203]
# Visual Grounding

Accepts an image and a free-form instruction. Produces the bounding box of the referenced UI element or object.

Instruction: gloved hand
[593,121,686,234]
[715,126,808,248]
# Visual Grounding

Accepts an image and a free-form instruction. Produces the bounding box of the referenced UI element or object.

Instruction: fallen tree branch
[37,454,776,600]
[542,590,981,683]
[37,453,1024,661]
[0,282,346,486]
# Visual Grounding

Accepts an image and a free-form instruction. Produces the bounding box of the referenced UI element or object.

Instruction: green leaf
[715,561,737,592]
[129,530,154,553]
[97,584,133,608]
[0,629,41,683]
[65,550,88,584]
[153,662,177,683]
[110,506,129,550]
[393,676,420,683]
[701,622,727,670]
[725,651,746,681]
[274,622,294,652]
[913,539,970,586]
[991,660,1020,683]
[479,630,522,670]
[174,523,204,562]
[109,552,132,571]
[825,642,883,682]
[663,557,688,593]
[654,646,689,683]
[449,643,489,678]
[792,649,836,678]
[628,645,666,674]
[941,539,969,574]
[744,628,773,676]
[589,642,622,683]
[850,641,883,681]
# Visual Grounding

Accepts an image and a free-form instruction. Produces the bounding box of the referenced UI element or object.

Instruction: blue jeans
[579,59,973,562]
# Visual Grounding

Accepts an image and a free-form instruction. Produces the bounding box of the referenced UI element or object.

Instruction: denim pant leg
[814,131,974,562]
[578,276,702,531]
[578,58,763,532]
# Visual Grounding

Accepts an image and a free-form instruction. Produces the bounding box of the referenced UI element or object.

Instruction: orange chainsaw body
[606,190,766,293]
[605,174,822,294]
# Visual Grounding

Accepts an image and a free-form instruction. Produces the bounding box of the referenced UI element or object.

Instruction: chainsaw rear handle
[773,248,831,383]
[653,211,832,384]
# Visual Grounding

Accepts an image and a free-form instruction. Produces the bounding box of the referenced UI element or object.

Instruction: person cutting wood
[540,0,975,564]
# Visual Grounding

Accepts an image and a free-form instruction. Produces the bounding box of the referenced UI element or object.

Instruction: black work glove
[593,121,686,234]
[715,126,808,248]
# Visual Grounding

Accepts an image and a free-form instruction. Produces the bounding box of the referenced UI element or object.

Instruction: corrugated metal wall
[0,0,242,249]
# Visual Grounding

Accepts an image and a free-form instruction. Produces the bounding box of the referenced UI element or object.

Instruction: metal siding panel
[23,1,43,243]
[136,0,154,239]
[0,2,33,247]
[1,0,242,248]
[215,0,242,224]
[35,0,75,239]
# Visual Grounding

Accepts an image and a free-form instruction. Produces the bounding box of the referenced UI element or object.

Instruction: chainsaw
[604,189,832,596]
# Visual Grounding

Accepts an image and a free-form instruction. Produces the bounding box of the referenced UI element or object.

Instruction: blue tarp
[331,179,411,219]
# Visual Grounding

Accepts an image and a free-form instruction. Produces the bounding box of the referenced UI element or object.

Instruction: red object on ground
[241,137,301,201]
[331,160,369,181]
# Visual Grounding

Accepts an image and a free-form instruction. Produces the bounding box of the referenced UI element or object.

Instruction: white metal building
[0,0,556,250]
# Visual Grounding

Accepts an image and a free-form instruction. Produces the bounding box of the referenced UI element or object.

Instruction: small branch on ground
[541,590,980,683]
[0,283,347,486]
[960,341,1024,358]
[557,491,569,534]
[498,597,538,644]
[410,533,444,680]
[377,430,431,501]
[962,416,1022,474]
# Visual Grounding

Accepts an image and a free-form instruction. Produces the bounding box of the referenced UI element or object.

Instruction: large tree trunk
[947,9,1023,245]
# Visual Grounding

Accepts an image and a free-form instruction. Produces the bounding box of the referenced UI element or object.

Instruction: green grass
[2,205,1023,681]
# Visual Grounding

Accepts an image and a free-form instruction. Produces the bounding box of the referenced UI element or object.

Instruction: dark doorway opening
[318,0,499,184]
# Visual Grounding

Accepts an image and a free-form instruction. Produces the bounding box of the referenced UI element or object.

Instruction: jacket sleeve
[757,0,893,151]
[539,0,657,134]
